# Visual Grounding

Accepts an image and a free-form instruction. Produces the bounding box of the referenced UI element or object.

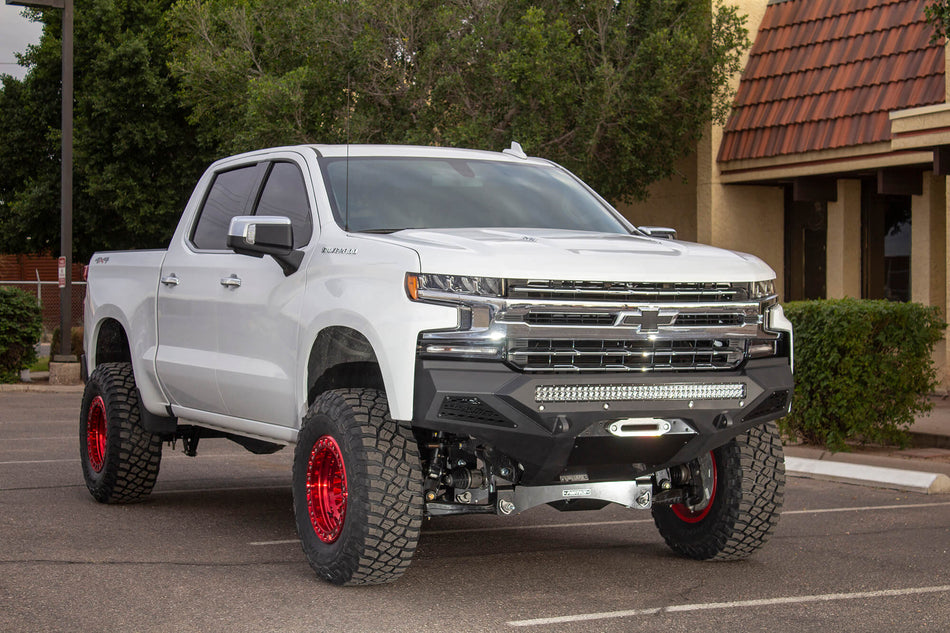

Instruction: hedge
[51,326,85,358]
[782,299,946,451]
[0,287,43,383]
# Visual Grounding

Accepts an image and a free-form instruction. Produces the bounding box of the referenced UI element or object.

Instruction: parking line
[0,453,266,465]
[784,501,950,515]
[153,484,287,496]
[0,436,74,441]
[506,585,950,627]
[0,458,78,465]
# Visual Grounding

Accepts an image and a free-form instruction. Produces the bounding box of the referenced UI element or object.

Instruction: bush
[0,287,43,383]
[782,299,946,451]
[51,326,84,357]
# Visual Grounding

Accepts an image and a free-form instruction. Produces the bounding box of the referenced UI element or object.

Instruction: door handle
[220,275,242,288]
[161,274,180,287]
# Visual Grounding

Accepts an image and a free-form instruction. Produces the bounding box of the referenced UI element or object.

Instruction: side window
[191,164,261,250]
[255,162,313,248]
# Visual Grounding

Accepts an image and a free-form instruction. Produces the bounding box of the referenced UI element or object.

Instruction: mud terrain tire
[293,388,423,585]
[80,362,163,503]
[652,421,785,560]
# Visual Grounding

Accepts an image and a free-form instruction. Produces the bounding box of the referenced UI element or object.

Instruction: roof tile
[720,0,944,162]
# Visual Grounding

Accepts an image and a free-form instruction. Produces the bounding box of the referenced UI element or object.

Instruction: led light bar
[535,383,746,403]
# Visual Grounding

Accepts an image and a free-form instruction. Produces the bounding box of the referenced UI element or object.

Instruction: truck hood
[360,228,775,282]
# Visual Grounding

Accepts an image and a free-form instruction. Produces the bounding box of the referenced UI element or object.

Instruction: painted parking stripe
[153,484,287,496]
[506,585,950,627]
[0,453,269,465]
[0,436,74,441]
[248,500,950,545]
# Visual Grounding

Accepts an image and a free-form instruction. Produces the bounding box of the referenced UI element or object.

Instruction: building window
[784,189,827,302]
[861,180,911,302]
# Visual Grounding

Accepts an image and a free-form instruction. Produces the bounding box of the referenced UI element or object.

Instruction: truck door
[156,162,265,415]
[211,159,314,425]
[157,156,313,427]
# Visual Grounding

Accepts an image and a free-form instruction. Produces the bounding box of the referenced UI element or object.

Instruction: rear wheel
[80,362,163,503]
[652,421,785,560]
[292,388,423,585]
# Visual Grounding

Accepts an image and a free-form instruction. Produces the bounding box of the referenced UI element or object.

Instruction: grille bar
[507,280,753,303]
[508,338,745,372]
[523,312,618,326]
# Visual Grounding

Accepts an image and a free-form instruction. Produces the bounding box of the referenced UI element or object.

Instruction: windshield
[319,157,631,234]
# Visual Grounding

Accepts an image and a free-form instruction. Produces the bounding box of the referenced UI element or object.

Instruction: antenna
[503,141,527,159]
[345,74,351,231]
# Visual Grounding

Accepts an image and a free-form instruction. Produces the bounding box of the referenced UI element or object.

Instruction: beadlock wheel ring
[671,452,717,523]
[306,435,348,543]
[86,395,107,473]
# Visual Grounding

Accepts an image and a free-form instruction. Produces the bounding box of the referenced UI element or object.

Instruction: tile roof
[718,0,945,163]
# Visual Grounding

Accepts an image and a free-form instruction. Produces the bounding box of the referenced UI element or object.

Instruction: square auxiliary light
[535,383,747,403]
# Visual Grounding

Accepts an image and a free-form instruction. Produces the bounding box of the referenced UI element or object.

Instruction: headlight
[750,279,776,301]
[406,273,505,301]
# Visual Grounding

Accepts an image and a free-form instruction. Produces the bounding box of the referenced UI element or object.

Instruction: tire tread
[653,421,785,560]
[293,388,422,585]
[81,362,162,504]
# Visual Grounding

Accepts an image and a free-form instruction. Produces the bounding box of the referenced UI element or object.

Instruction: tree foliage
[925,0,950,42]
[0,287,43,383]
[0,1,210,261]
[1,1,749,260]
[168,0,750,203]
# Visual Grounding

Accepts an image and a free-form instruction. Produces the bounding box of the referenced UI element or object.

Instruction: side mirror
[227,216,304,276]
[638,226,677,240]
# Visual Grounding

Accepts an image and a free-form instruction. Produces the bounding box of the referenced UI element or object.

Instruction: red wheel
[306,435,348,543]
[86,395,107,473]
[653,422,786,560]
[671,451,717,523]
[293,388,423,585]
[79,362,162,503]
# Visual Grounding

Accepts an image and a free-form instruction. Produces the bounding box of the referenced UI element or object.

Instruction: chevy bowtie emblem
[622,309,676,333]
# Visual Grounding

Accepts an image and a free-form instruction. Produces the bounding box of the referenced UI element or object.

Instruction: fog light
[748,340,777,358]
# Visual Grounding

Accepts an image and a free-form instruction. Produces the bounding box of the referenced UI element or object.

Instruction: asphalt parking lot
[2,390,949,632]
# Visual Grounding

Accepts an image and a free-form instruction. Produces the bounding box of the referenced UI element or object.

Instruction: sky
[0,5,44,81]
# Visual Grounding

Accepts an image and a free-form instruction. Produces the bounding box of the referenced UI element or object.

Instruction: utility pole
[6,0,73,358]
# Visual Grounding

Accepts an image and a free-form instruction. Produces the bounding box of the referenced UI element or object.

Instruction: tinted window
[256,162,313,248]
[319,157,630,234]
[192,164,261,250]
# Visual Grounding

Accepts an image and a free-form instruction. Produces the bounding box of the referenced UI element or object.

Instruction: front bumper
[412,358,793,484]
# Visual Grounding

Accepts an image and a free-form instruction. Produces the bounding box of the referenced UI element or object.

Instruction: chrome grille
[507,338,745,373]
[522,312,617,326]
[672,314,746,327]
[506,280,753,303]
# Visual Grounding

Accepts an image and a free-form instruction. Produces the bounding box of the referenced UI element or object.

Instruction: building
[621,0,950,383]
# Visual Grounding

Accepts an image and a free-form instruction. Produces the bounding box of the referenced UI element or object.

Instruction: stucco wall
[616,153,698,242]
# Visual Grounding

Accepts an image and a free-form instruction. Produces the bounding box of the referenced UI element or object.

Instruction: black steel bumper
[412,358,793,484]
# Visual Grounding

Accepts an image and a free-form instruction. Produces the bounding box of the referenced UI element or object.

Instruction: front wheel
[652,421,785,560]
[292,388,423,585]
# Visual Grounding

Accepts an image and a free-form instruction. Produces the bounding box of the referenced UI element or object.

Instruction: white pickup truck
[81,143,793,585]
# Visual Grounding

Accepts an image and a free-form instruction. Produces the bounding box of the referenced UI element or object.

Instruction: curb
[786,456,950,495]
[0,383,84,393]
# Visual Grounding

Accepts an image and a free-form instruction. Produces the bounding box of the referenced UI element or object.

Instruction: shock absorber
[444,468,486,490]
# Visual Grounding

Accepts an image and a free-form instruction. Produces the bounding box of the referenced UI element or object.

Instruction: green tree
[168,0,750,203]
[0,1,210,262]
[925,0,950,41]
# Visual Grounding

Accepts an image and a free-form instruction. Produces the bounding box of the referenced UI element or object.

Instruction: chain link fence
[0,281,86,333]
